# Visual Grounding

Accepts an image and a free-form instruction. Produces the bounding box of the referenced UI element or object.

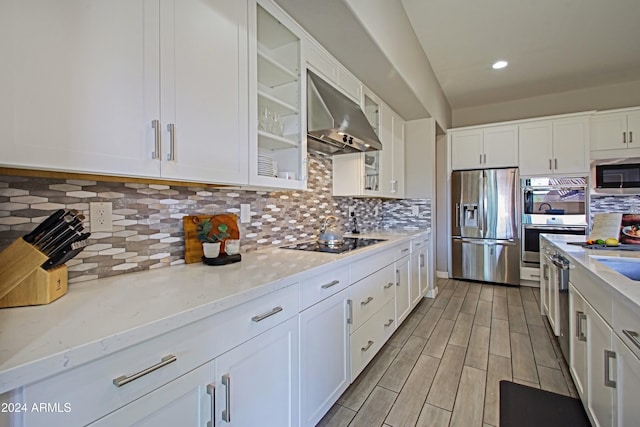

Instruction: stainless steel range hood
[307,70,382,154]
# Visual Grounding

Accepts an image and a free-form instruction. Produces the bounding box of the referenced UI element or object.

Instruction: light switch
[240,204,251,223]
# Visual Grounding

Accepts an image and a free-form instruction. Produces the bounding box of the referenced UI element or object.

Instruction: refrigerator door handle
[455,203,460,228]
[479,171,486,237]
[455,237,517,246]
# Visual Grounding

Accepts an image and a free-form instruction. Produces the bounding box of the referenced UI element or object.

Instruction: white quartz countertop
[542,234,640,312]
[0,229,428,393]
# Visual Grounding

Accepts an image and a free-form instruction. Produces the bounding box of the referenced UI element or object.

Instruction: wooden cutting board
[183,214,240,264]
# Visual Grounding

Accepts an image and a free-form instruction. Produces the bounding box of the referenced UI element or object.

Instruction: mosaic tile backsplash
[0,151,430,284]
[590,194,640,226]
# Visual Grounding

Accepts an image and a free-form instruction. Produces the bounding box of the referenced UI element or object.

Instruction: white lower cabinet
[299,288,350,427]
[215,316,299,427]
[569,284,588,401]
[88,361,215,427]
[613,335,640,427]
[395,254,411,324]
[350,298,396,379]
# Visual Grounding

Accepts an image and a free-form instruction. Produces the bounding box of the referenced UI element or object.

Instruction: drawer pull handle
[321,279,340,289]
[361,340,374,352]
[384,282,394,289]
[222,374,231,422]
[361,296,374,306]
[251,306,283,322]
[576,311,587,342]
[604,350,616,388]
[112,354,177,387]
[347,299,353,324]
[384,318,394,327]
[206,383,215,427]
[623,329,640,351]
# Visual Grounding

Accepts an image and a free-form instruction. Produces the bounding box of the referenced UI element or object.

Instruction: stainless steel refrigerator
[450,168,520,286]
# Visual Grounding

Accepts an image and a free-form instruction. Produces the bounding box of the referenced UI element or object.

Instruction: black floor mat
[500,380,591,427]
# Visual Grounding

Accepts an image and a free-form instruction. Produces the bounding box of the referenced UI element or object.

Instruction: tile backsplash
[590,194,640,226]
[0,151,430,283]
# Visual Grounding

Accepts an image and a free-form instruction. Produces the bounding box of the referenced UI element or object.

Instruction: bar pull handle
[167,123,176,161]
[420,253,425,268]
[152,120,161,160]
[623,132,627,144]
[384,318,394,327]
[361,340,374,352]
[623,329,640,351]
[347,299,353,324]
[604,350,616,388]
[576,311,587,342]
[396,269,400,286]
[206,383,215,427]
[455,203,461,228]
[554,158,558,170]
[321,279,340,289]
[483,153,486,164]
[549,158,552,170]
[630,131,633,143]
[251,306,283,322]
[361,296,374,306]
[384,282,394,289]
[222,374,231,422]
[479,154,482,164]
[543,263,549,280]
[112,355,177,387]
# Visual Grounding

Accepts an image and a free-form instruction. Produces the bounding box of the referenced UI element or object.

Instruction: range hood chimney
[306,70,382,155]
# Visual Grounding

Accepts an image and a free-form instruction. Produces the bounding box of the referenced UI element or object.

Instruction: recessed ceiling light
[492,60,508,70]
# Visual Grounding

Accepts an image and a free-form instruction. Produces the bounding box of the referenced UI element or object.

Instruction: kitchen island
[0,229,431,427]
[541,234,640,426]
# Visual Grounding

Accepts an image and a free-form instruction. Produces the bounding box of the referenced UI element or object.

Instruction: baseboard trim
[436,270,448,279]
[426,287,439,298]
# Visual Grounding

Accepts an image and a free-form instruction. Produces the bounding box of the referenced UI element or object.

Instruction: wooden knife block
[0,238,68,308]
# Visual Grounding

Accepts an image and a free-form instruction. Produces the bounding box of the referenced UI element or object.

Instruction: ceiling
[275,0,640,118]
[401,0,640,109]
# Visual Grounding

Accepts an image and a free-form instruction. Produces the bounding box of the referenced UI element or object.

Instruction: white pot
[202,242,221,258]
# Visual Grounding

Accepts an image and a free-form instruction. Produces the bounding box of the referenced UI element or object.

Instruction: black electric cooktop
[281,237,387,254]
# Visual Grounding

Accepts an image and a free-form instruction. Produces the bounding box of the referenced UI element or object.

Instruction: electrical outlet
[411,205,419,217]
[90,202,113,232]
[240,204,251,223]
[374,206,379,217]
[348,206,355,217]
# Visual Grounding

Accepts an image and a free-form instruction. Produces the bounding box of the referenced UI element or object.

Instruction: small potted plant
[197,219,230,258]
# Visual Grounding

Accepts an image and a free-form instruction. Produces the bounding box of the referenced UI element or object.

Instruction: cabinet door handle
[112,354,177,387]
[347,299,353,324]
[549,159,552,170]
[623,329,640,351]
[554,158,558,170]
[483,153,486,164]
[167,123,176,161]
[321,279,340,289]
[251,306,283,322]
[361,340,374,352]
[396,269,400,286]
[384,282,394,289]
[604,350,617,388]
[384,318,394,327]
[630,131,633,143]
[623,132,627,144]
[152,119,161,160]
[479,154,483,164]
[576,311,587,342]
[420,253,425,268]
[361,296,374,306]
[206,383,215,427]
[222,374,231,422]
[543,263,549,280]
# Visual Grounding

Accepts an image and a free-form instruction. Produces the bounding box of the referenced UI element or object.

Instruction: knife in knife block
[0,265,68,308]
[0,238,49,301]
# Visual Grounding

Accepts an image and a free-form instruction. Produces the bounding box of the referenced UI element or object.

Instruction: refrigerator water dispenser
[462,204,478,228]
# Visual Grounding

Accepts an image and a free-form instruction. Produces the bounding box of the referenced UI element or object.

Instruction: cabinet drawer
[299,264,350,310]
[22,284,299,427]
[350,298,395,379]
[351,249,395,283]
[395,242,411,260]
[569,264,613,324]
[350,263,395,331]
[613,295,640,360]
[411,237,425,253]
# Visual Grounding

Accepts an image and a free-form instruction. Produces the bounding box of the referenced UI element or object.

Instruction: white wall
[452,79,640,128]
[435,133,448,275]
[404,118,435,199]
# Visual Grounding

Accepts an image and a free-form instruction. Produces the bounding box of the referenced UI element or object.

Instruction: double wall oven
[521,177,588,267]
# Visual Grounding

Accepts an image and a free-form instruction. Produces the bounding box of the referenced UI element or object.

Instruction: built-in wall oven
[521,177,588,267]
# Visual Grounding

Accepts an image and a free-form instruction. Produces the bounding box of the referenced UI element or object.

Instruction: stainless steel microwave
[595,162,640,189]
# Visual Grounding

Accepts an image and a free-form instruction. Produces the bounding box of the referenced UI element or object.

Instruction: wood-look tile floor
[317,278,578,427]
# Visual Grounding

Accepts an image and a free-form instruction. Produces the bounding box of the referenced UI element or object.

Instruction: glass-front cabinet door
[249,0,306,189]
[362,90,382,196]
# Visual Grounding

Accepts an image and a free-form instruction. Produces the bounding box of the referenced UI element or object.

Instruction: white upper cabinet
[249,0,306,189]
[450,125,517,170]
[304,40,361,103]
[0,0,249,185]
[591,108,640,156]
[519,116,589,177]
